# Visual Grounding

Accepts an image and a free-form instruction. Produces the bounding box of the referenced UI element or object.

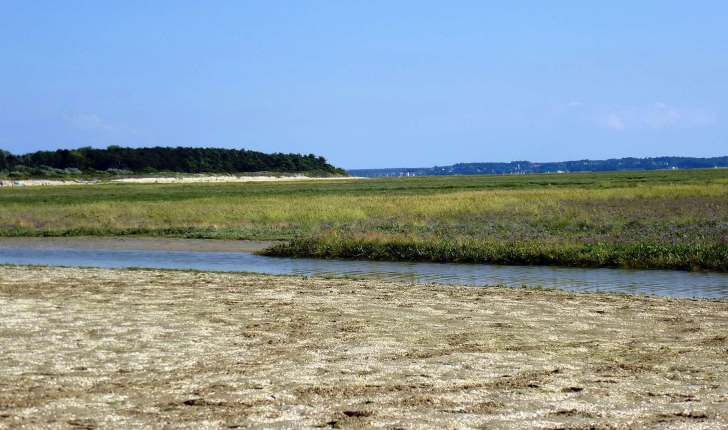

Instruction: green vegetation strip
[2,169,728,271]
[261,238,728,271]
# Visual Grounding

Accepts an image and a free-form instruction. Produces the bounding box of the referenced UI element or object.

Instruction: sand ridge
[0,237,281,253]
[0,175,362,187]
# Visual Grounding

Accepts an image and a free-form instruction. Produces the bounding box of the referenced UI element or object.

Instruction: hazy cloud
[553,102,716,131]
[62,114,143,136]
[604,114,624,130]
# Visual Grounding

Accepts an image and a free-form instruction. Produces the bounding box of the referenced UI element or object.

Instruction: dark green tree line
[0,146,347,176]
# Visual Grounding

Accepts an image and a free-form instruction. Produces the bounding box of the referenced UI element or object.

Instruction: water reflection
[1,247,727,299]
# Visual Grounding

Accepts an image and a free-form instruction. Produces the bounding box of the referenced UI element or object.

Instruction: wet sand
[0,237,280,253]
[1,265,727,428]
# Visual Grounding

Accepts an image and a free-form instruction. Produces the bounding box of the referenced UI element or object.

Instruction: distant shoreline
[348,156,728,177]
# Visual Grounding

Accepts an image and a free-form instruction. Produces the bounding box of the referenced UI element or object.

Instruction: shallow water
[1,246,727,298]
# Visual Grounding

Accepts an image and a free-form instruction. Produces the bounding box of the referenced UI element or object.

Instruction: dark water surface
[2,246,727,299]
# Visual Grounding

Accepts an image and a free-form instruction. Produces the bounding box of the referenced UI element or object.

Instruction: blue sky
[1,1,726,169]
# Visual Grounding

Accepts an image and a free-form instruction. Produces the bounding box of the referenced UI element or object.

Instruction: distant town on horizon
[347,156,728,177]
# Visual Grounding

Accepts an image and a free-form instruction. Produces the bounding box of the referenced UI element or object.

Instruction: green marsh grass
[2,170,727,270]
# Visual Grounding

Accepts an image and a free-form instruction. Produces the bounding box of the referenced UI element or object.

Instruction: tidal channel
[2,246,727,299]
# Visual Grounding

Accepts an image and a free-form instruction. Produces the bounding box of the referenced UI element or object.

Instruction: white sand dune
[0,174,362,187]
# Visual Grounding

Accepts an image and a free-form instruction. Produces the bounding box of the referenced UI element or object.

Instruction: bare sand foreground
[2,266,728,429]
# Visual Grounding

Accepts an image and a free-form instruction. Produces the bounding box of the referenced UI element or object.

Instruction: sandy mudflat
[0,237,280,253]
[0,175,362,187]
[1,266,728,429]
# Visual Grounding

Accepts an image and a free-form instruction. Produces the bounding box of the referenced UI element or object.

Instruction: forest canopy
[0,146,348,177]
